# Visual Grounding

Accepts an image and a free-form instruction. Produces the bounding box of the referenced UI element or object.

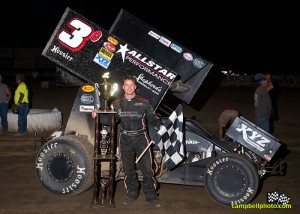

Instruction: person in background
[12,74,29,136]
[92,75,162,207]
[218,108,240,141]
[254,73,273,132]
[0,74,12,135]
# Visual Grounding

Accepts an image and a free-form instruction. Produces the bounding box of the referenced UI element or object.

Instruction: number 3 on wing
[58,19,93,51]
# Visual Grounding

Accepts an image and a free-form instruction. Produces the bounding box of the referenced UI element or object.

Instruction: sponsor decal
[159,36,171,47]
[134,102,144,106]
[193,58,206,69]
[99,47,114,60]
[62,166,86,194]
[57,18,93,52]
[36,142,58,170]
[93,53,111,69]
[170,43,183,53]
[264,155,271,161]
[186,139,200,145]
[103,42,116,52]
[206,157,229,176]
[80,105,94,112]
[236,124,270,152]
[80,94,94,104]
[107,36,118,45]
[50,45,74,61]
[116,44,176,85]
[183,53,193,61]
[90,30,102,42]
[135,73,163,95]
[230,187,255,205]
[82,85,94,92]
[117,109,143,118]
[148,30,160,40]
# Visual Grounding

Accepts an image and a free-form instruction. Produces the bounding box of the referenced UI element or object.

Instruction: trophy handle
[94,83,101,111]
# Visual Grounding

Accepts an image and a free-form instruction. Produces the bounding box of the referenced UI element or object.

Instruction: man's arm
[17,93,24,104]
[265,74,273,91]
[6,86,11,103]
[145,103,163,130]
[219,126,224,140]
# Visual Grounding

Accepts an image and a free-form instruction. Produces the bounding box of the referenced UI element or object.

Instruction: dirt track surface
[0,86,299,213]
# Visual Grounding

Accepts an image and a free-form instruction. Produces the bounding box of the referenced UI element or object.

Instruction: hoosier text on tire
[204,153,259,206]
[35,135,94,196]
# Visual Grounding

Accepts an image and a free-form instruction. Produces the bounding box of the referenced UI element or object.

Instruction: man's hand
[12,104,19,113]
[265,73,274,91]
[91,109,97,119]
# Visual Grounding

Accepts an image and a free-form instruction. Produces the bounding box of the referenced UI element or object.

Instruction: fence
[220,74,300,87]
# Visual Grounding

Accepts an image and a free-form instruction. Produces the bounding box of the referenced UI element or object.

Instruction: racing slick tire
[35,135,94,196]
[6,108,62,133]
[204,153,259,206]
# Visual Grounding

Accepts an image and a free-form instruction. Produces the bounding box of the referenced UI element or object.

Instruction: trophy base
[96,110,117,114]
[101,109,111,112]
[90,199,115,208]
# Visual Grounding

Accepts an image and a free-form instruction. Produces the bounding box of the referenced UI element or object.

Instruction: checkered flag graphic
[267,191,290,204]
[277,193,291,205]
[152,104,184,170]
[267,191,279,203]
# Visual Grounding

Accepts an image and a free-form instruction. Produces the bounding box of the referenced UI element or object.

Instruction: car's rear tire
[35,135,94,196]
[204,153,259,206]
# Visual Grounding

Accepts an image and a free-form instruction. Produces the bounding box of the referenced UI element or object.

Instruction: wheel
[35,135,94,196]
[204,153,259,206]
[6,108,62,133]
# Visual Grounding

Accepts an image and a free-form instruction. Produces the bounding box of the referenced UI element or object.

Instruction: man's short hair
[16,74,25,82]
[123,75,137,84]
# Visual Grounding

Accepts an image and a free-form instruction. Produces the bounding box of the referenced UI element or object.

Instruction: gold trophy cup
[98,73,113,111]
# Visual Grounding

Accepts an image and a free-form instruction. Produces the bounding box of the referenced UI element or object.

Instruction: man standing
[254,73,273,132]
[12,74,29,136]
[92,75,162,207]
[0,74,12,135]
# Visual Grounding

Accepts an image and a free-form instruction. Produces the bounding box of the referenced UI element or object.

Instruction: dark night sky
[0,1,297,74]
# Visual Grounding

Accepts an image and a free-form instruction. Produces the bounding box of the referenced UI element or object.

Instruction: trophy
[100,127,109,155]
[98,72,113,111]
